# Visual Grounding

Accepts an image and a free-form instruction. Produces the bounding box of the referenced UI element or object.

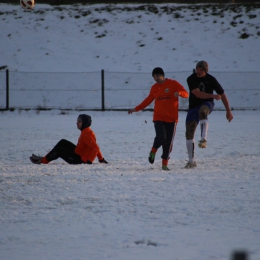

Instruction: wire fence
[0,70,260,111]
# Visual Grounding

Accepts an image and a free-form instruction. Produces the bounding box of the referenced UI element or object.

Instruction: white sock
[200,119,208,140]
[186,139,195,163]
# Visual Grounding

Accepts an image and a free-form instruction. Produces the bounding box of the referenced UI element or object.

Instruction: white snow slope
[0,3,260,72]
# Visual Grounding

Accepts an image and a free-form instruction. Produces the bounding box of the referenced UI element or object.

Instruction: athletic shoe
[162,165,170,171]
[30,154,42,164]
[148,152,155,164]
[198,139,207,148]
[184,161,197,169]
[31,154,42,160]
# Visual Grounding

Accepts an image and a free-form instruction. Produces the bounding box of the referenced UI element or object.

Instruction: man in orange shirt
[30,114,108,165]
[128,67,188,170]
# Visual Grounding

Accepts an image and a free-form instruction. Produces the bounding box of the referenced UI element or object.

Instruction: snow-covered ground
[1,109,260,260]
[0,3,260,260]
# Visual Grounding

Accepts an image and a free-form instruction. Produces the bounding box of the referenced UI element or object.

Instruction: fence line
[0,69,260,111]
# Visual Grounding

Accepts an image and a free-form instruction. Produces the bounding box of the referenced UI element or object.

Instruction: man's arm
[221,93,233,122]
[191,88,221,100]
[128,92,154,114]
[192,89,233,122]
[174,82,189,98]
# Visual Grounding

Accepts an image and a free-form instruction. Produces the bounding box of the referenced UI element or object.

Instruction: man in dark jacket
[185,61,233,168]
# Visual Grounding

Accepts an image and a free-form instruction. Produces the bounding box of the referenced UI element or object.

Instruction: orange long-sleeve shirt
[74,127,103,163]
[135,78,188,122]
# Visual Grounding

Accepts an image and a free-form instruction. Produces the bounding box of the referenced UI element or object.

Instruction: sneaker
[148,152,155,164]
[31,154,42,160]
[162,165,170,171]
[198,139,207,148]
[30,154,42,164]
[184,161,197,169]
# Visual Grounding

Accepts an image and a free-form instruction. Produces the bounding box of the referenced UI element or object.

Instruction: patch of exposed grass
[240,32,250,39]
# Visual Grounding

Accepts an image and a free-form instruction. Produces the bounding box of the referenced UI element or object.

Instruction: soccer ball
[20,0,35,10]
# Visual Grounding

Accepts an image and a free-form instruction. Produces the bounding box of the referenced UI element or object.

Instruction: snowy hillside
[0,3,260,72]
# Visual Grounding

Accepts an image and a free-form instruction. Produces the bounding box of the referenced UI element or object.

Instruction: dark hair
[152,67,165,76]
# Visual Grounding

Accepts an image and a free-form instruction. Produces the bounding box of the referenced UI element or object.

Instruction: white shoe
[185,161,197,169]
[198,139,207,148]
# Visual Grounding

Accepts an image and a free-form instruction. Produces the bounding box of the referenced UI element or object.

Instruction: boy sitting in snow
[30,114,108,165]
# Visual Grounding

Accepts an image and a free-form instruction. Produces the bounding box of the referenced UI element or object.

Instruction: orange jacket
[135,78,188,122]
[74,127,103,163]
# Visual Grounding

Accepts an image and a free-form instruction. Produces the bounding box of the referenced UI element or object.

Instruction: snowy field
[1,109,260,260]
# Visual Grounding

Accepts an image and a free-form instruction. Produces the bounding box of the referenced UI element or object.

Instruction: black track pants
[45,139,83,164]
[152,121,177,160]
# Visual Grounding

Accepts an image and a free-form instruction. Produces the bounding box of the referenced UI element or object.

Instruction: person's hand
[128,108,136,114]
[213,94,221,100]
[99,158,108,164]
[226,110,233,122]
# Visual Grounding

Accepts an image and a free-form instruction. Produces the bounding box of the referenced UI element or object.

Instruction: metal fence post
[6,69,9,110]
[101,69,105,111]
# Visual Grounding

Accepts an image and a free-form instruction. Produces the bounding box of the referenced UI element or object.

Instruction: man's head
[152,67,165,77]
[152,67,165,84]
[196,61,208,77]
[77,114,92,131]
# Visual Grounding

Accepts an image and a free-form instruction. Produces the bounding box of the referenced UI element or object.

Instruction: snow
[1,109,260,260]
[1,3,260,72]
[0,3,260,260]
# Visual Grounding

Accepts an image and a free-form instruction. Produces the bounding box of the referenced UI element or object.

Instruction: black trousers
[45,139,83,164]
[153,121,177,160]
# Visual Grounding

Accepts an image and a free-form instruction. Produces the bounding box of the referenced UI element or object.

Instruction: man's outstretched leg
[30,139,82,165]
